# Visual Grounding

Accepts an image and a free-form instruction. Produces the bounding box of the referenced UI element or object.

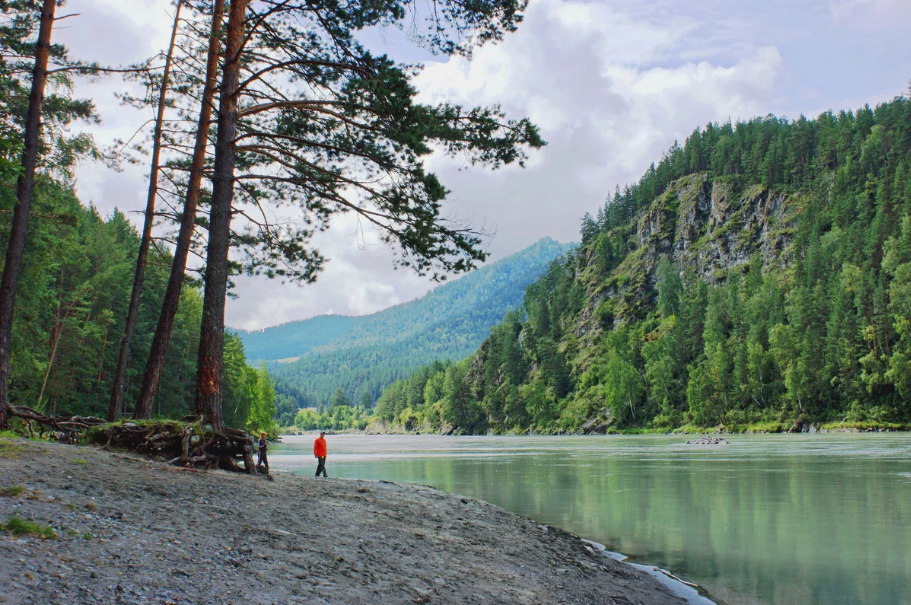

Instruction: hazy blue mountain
[235,237,572,405]
[233,314,367,362]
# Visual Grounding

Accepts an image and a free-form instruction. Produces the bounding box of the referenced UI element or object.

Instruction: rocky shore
[0,439,690,605]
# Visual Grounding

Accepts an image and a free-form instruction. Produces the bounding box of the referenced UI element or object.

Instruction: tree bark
[107,1,183,422]
[133,0,226,420]
[193,0,248,431]
[0,0,56,423]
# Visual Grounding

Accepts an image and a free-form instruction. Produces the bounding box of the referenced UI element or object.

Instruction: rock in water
[685,436,729,445]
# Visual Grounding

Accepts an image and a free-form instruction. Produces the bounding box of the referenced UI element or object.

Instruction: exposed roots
[4,405,106,442]
[0,406,256,473]
[89,420,256,473]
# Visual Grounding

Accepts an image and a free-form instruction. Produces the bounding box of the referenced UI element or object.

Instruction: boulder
[581,409,615,435]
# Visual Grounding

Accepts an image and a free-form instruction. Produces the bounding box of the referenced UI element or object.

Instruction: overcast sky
[53,0,911,330]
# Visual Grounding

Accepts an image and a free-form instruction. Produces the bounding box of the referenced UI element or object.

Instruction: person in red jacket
[314,431,328,477]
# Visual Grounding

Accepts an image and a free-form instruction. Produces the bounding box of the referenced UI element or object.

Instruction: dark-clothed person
[314,431,328,477]
[257,432,269,474]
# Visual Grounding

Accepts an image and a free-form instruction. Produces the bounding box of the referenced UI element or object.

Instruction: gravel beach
[0,438,688,605]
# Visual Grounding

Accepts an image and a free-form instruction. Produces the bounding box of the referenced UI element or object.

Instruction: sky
[52,0,911,330]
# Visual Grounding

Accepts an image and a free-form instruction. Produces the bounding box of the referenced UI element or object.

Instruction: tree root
[0,407,255,473]
[90,420,255,472]
[4,406,106,443]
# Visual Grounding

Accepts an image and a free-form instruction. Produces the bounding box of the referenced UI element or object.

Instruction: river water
[270,434,911,605]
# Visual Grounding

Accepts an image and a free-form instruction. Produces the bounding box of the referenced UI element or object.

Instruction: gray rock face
[575,172,798,340]
[642,174,793,284]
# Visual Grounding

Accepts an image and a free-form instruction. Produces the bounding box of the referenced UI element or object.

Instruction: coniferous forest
[371,97,911,434]
[0,0,541,442]
[0,179,279,433]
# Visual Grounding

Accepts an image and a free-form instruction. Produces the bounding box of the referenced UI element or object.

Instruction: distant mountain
[235,237,572,405]
[234,314,367,362]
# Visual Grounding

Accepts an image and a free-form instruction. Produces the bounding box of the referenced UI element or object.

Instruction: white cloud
[49,0,908,330]
[227,0,787,329]
[413,0,783,257]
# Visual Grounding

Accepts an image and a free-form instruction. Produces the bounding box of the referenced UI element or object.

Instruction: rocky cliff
[573,173,798,343]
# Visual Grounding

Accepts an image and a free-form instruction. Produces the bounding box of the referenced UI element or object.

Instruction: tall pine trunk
[0,0,56,423]
[133,0,226,420]
[193,0,248,431]
[107,1,183,422]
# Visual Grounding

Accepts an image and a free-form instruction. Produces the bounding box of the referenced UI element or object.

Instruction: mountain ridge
[370,97,911,434]
[235,237,573,405]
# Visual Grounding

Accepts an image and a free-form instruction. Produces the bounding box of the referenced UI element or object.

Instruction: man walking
[314,431,328,477]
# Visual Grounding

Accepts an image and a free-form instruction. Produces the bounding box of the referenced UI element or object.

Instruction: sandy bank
[0,439,690,604]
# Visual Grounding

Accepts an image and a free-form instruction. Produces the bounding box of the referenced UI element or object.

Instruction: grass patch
[72,459,87,465]
[612,427,671,435]
[0,485,25,497]
[1,515,56,539]
[818,420,909,431]
[82,532,93,540]
[725,421,788,433]
[0,442,24,459]
[0,429,20,439]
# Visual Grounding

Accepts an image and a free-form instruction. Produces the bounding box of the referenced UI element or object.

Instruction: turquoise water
[270,434,911,605]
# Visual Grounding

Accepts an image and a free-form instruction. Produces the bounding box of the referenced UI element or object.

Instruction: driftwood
[2,407,255,473]
[89,419,256,472]
[5,405,106,442]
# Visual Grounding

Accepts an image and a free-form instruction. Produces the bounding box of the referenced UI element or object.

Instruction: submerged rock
[686,436,728,445]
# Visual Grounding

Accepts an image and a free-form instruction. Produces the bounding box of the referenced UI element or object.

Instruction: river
[270,433,911,605]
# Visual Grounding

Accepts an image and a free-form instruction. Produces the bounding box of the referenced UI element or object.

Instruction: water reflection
[272,434,911,605]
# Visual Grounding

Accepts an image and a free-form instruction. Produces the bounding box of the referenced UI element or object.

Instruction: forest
[0,0,541,454]
[370,96,911,434]
[0,181,277,432]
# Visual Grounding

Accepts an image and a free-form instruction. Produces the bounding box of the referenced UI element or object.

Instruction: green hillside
[371,96,911,434]
[238,237,572,410]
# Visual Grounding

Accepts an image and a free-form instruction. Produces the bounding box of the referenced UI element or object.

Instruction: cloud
[55,0,177,215]
[412,0,783,259]
[226,228,434,330]
[226,0,787,329]
[53,0,906,330]
[829,0,911,25]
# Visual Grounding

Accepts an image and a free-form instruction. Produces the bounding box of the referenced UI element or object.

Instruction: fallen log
[5,406,106,442]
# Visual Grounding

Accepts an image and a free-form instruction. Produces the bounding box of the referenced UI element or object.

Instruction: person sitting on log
[257,431,269,474]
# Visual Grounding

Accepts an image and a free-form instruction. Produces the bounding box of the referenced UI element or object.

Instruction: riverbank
[0,438,691,605]
[289,418,911,437]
